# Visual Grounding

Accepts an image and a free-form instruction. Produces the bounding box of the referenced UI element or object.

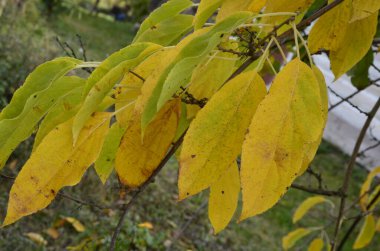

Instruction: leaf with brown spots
[240,59,325,220]
[3,113,110,226]
[115,99,181,187]
[178,70,266,200]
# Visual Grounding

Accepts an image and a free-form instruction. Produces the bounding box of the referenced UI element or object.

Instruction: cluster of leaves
[0,0,379,249]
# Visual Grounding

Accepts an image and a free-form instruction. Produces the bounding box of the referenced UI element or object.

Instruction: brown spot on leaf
[191,155,196,158]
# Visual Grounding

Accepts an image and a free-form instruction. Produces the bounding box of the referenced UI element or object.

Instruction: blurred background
[0,1,379,250]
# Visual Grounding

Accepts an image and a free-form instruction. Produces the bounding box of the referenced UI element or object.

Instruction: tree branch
[331,98,380,250]
[291,183,345,197]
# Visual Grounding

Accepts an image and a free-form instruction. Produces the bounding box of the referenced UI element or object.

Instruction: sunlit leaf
[0,57,81,121]
[115,99,181,187]
[282,228,313,250]
[94,122,126,184]
[293,196,329,223]
[179,70,266,199]
[208,161,240,234]
[308,238,324,251]
[240,59,325,220]
[359,166,380,211]
[3,113,110,226]
[351,0,380,22]
[353,215,376,249]
[73,43,161,143]
[0,76,85,169]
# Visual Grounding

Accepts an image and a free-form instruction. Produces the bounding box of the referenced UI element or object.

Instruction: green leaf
[73,43,162,144]
[0,76,85,169]
[156,12,252,111]
[133,0,193,43]
[0,57,81,121]
[194,0,223,30]
[94,122,126,184]
[348,50,374,90]
[134,14,194,46]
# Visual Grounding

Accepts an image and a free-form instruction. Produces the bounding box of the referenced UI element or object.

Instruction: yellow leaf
[308,1,351,53]
[353,215,376,249]
[359,166,380,211]
[262,0,314,26]
[308,238,324,251]
[138,222,154,229]
[115,99,181,187]
[308,1,378,78]
[376,218,380,232]
[24,232,47,246]
[351,0,380,22]
[178,71,266,200]
[299,67,328,174]
[240,59,325,220]
[194,0,224,30]
[293,196,328,223]
[116,48,171,127]
[45,228,59,239]
[282,228,313,250]
[63,216,86,232]
[217,0,263,21]
[208,161,240,234]
[331,11,378,78]
[3,113,110,226]
[186,42,237,119]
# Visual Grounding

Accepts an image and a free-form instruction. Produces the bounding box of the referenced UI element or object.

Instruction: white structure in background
[313,53,380,169]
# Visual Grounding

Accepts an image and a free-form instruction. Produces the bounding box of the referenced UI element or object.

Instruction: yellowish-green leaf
[353,215,376,249]
[262,0,314,26]
[0,57,81,121]
[24,232,47,246]
[351,0,380,22]
[94,122,126,184]
[3,113,110,226]
[133,0,193,43]
[115,99,181,187]
[293,196,328,223]
[330,11,378,78]
[217,0,261,21]
[299,67,328,174]
[240,59,324,220]
[194,0,223,30]
[63,216,86,233]
[368,185,380,211]
[157,12,252,111]
[359,166,380,211]
[73,43,161,143]
[178,70,266,200]
[208,161,240,234]
[115,48,171,127]
[134,14,194,46]
[308,238,324,251]
[376,217,380,232]
[0,76,85,170]
[282,228,313,250]
[186,43,237,119]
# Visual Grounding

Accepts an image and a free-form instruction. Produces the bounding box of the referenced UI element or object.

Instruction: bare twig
[331,98,380,250]
[291,183,345,197]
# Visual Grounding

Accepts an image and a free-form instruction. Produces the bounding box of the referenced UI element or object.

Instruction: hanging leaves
[293,196,330,223]
[308,1,378,78]
[179,70,266,200]
[115,99,181,187]
[359,166,380,211]
[3,113,110,226]
[208,161,240,234]
[240,58,325,220]
[282,228,313,250]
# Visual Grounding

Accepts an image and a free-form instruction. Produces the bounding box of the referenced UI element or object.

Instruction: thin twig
[331,98,380,250]
[291,184,345,197]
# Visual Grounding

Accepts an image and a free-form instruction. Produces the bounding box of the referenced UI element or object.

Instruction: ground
[0,7,378,251]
